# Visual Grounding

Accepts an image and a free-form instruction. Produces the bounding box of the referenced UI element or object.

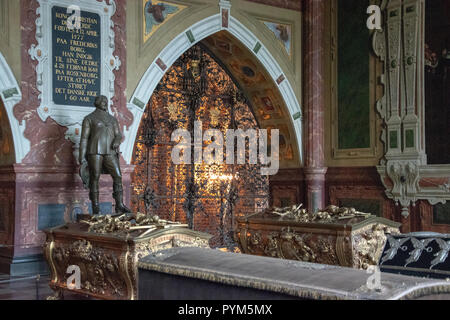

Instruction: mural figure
[144,0,179,35]
[263,21,291,55]
[79,95,132,215]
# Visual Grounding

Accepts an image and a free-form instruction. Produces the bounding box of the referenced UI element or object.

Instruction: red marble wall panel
[14,0,74,166]
[419,178,449,188]
[1,0,131,273]
[108,0,134,138]
[14,0,130,166]
[3,165,134,258]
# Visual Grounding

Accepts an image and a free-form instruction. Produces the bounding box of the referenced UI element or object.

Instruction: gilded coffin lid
[237,213,401,233]
[44,222,212,244]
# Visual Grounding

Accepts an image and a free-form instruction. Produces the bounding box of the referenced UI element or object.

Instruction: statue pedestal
[43,218,212,300]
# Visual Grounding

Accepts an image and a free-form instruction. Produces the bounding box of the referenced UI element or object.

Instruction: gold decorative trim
[43,221,212,300]
[45,233,58,283]
[335,231,352,267]
[123,245,135,300]
[238,226,249,252]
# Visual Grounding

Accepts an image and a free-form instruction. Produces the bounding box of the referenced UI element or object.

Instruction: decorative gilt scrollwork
[44,222,212,300]
[50,239,125,297]
[237,205,400,269]
[269,204,371,222]
[352,224,400,269]
[244,228,340,266]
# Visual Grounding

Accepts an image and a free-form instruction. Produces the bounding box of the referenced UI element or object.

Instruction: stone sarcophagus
[43,213,212,300]
[235,205,401,269]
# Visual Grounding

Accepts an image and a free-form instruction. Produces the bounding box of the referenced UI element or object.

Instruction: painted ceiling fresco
[261,20,292,57]
[142,0,186,44]
[202,31,298,166]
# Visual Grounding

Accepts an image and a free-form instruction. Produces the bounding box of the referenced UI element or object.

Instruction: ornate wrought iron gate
[131,44,269,248]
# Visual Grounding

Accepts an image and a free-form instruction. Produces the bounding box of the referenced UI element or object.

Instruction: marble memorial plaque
[52,6,101,107]
[29,0,120,148]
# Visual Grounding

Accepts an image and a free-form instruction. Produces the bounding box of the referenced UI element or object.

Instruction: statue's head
[94,95,108,111]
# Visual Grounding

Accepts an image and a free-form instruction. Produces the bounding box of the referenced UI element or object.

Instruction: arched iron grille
[131,44,269,248]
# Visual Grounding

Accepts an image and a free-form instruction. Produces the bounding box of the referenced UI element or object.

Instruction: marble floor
[0,273,53,300]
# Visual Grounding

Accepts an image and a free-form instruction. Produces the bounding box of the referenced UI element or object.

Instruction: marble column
[303,0,327,213]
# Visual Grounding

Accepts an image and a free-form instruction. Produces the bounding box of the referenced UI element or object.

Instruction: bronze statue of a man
[79,95,132,215]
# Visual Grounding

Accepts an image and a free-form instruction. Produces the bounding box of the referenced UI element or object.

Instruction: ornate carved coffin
[43,214,212,300]
[235,206,401,269]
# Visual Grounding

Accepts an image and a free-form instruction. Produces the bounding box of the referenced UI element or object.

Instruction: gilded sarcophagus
[43,213,212,300]
[235,205,401,269]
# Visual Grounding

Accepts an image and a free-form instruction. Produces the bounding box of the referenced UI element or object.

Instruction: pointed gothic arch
[123,11,303,166]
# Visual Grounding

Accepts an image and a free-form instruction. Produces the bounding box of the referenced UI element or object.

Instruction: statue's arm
[112,118,122,150]
[79,118,90,164]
